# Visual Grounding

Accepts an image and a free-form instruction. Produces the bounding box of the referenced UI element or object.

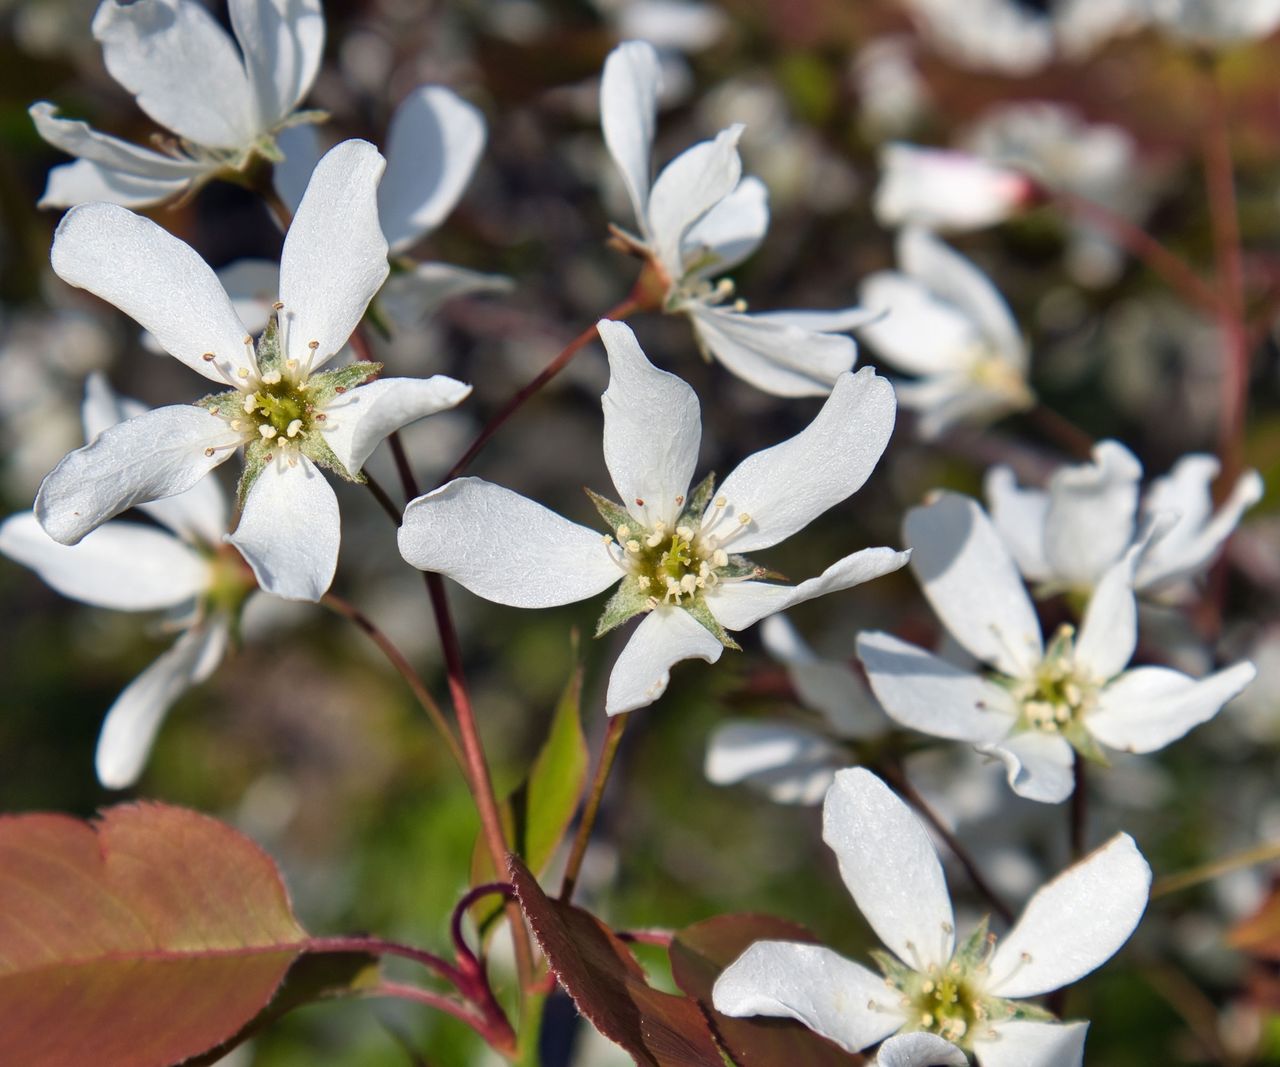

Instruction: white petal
[228,0,323,129]
[904,493,1042,677]
[875,1033,968,1067]
[753,306,881,333]
[0,512,208,610]
[38,159,194,210]
[648,125,743,280]
[984,465,1051,583]
[278,139,389,371]
[712,941,904,1053]
[1043,440,1141,588]
[710,547,910,631]
[874,144,1029,232]
[599,319,700,528]
[1088,662,1257,754]
[972,1020,1087,1067]
[380,86,485,253]
[95,621,230,789]
[605,607,724,714]
[1073,546,1140,682]
[218,257,282,338]
[398,478,620,608]
[228,454,338,601]
[323,376,472,475]
[600,40,663,231]
[987,834,1149,998]
[616,0,728,51]
[681,175,769,277]
[824,767,955,970]
[30,102,207,178]
[92,0,258,149]
[899,227,1024,369]
[380,262,512,329]
[687,304,858,398]
[896,372,1027,440]
[979,731,1076,804]
[704,720,840,805]
[859,271,983,377]
[857,631,1017,743]
[51,203,256,383]
[272,121,322,216]
[35,405,241,545]
[713,368,895,552]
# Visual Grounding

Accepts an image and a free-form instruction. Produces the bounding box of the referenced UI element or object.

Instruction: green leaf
[0,803,311,1067]
[584,487,632,534]
[595,577,650,637]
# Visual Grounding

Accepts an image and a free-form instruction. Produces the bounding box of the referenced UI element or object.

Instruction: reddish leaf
[507,855,725,1067]
[0,803,310,1067]
[670,914,866,1067]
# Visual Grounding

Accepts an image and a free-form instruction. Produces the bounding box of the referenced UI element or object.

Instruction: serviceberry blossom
[713,767,1152,1065]
[857,493,1256,803]
[985,439,1263,601]
[398,320,907,715]
[602,40,874,397]
[1149,0,1280,44]
[1,375,258,788]
[273,85,507,327]
[858,227,1034,438]
[32,0,324,209]
[872,145,1036,233]
[35,139,471,601]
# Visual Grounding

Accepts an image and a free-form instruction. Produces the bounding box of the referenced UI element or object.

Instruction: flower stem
[438,293,645,484]
[320,592,466,774]
[1028,402,1095,460]
[306,935,465,986]
[1151,838,1280,899]
[559,711,631,903]
[1070,754,1088,860]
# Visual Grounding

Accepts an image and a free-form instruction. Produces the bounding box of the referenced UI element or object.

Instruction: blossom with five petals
[601,40,874,397]
[713,767,1152,1065]
[32,0,324,209]
[35,139,471,601]
[398,320,907,715]
[857,493,1255,802]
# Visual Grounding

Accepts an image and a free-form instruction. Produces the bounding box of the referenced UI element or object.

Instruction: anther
[202,352,215,362]
[335,386,347,394]
[617,525,631,539]
[635,498,645,507]
[712,549,728,567]
[315,413,327,421]
[272,301,284,311]
[307,340,319,350]
[714,496,726,508]
[737,513,751,525]
[243,394,257,413]
[286,419,303,438]
[261,369,282,385]
[237,368,251,379]
[674,495,684,506]
[204,447,215,457]
[625,539,640,553]
[260,425,277,439]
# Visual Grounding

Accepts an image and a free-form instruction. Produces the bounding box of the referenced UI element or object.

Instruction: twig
[1152,838,1280,899]
[1070,754,1088,860]
[559,712,631,902]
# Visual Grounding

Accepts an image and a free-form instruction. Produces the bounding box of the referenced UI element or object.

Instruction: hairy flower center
[903,965,985,1045]
[242,377,316,446]
[616,521,731,605]
[1015,624,1098,734]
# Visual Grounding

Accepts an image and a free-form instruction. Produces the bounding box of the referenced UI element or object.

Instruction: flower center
[1014,624,1098,735]
[614,520,732,605]
[903,964,985,1045]
[240,375,317,447]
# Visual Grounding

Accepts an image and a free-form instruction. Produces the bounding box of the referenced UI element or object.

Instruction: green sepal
[309,361,382,405]
[197,389,246,418]
[302,432,363,483]
[254,317,282,374]
[1005,998,1055,1024]
[584,487,633,536]
[594,577,649,638]
[1063,722,1110,767]
[953,915,991,972]
[278,108,329,131]
[869,948,912,987]
[718,554,765,580]
[682,598,741,651]
[237,438,272,507]
[677,471,717,526]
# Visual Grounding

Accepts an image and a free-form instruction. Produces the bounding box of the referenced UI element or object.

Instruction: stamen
[286,419,303,438]
[259,425,277,439]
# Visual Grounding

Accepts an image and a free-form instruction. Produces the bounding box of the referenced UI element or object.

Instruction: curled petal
[704,720,839,805]
[605,607,724,715]
[648,125,743,280]
[601,40,663,232]
[323,376,471,476]
[972,1020,1088,1067]
[875,1033,968,1067]
[978,731,1076,804]
[228,0,323,129]
[1043,440,1141,589]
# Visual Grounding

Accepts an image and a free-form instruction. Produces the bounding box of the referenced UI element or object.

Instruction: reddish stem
[559,711,630,903]
[306,935,465,987]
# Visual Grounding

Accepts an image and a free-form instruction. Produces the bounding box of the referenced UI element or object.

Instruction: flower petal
[93,0,258,149]
[1073,545,1140,682]
[323,376,472,475]
[859,271,988,377]
[95,620,230,789]
[605,606,724,714]
[1043,440,1141,589]
[599,319,701,528]
[648,125,743,280]
[873,144,1030,232]
[380,262,512,329]
[35,405,241,545]
[1088,662,1256,754]
[278,139,390,371]
[986,833,1149,998]
[228,454,338,601]
[0,512,208,610]
[856,631,1017,743]
[984,465,1051,583]
[905,493,1043,677]
[38,159,194,210]
[704,720,839,805]
[398,477,620,608]
[713,368,896,552]
[710,547,910,631]
[30,102,207,179]
[51,203,255,383]
[824,767,955,971]
[228,0,323,129]
[681,175,769,277]
[972,1020,1087,1067]
[687,304,858,398]
[601,40,663,232]
[978,731,1076,804]
[875,1033,968,1067]
[380,86,485,253]
[712,941,904,1053]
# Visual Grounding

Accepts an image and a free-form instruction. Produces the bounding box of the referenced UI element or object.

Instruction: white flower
[31,0,324,209]
[712,767,1152,1064]
[986,439,1264,600]
[704,614,887,804]
[35,139,471,602]
[873,144,1035,233]
[273,85,508,327]
[857,493,1256,803]
[398,320,907,715]
[602,40,874,397]
[1,374,258,788]
[858,227,1034,439]
[1149,0,1280,44]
